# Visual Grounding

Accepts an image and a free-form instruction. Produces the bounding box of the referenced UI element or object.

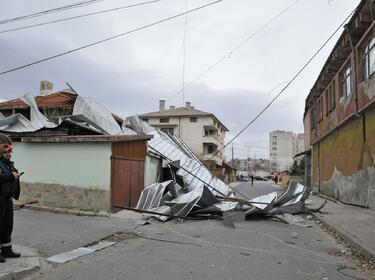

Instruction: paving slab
[0,245,40,280]
[308,194,375,262]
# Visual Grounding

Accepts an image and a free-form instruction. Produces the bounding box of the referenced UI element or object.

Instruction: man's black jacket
[0,159,20,199]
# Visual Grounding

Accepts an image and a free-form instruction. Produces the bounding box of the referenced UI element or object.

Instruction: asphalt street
[13,209,138,257]
[21,181,369,280]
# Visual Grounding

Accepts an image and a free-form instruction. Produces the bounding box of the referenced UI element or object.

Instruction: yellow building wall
[311,106,375,208]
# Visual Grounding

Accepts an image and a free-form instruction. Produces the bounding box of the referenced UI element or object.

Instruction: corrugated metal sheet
[73,96,121,135]
[124,116,233,197]
[0,94,57,132]
[21,94,56,129]
[0,113,37,132]
[0,94,128,135]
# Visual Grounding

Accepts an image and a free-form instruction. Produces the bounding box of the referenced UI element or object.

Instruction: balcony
[202,135,221,145]
[200,153,223,165]
[201,143,223,165]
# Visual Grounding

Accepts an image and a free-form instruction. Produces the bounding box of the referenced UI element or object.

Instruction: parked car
[238,176,250,182]
[254,176,268,181]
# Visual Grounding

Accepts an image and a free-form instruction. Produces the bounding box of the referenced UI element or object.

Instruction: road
[13,208,138,257]
[19,181,370,280]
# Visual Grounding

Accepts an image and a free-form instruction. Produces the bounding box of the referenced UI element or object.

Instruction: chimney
[185,101,191,108]
[159,100,165,112]
[40,81,53,96]
[169,105,175,110]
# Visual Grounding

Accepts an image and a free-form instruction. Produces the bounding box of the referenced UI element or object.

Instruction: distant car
[254,176,267,181]
[238,177,250,182]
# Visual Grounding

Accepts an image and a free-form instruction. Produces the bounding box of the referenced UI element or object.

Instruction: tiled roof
[0,91,76,109]
[139,106,229,131]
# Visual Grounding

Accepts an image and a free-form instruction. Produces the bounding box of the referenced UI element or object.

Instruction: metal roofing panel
[73,96,121,135]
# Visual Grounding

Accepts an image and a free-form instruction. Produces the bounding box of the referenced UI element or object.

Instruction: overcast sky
[0,0,360,159]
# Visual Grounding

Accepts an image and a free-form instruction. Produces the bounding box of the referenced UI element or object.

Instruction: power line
[194,5,358,170]
[0,0,163,35]
[0,0,224,76]
[166,0,300,101]
[0,0,107,25]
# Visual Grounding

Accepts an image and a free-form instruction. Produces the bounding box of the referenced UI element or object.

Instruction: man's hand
[12,172,21,180]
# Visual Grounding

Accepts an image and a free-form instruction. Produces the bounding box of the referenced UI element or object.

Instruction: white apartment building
[269,131,304,171]
[139,100,228,166]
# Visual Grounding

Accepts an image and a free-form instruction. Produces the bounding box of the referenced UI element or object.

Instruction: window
[204,128,217,137]
[161,128,174,135]
[160,118,169,123]
[331,82,336,110]
[204,144,217,154]
[341,65,352,98]
[363,37,375,80]
[311,105,317,129]
[272,136,277,139]
[272,141,277,145]
[272,147,277,151]
[143,118,149,123]
[318,98,323,121]
[325,90,329,116]
[190,117,197,123]
[207,145,216,154]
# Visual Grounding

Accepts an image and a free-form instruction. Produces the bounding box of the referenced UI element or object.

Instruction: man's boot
[1,246,21,258]
[0,255,5,263]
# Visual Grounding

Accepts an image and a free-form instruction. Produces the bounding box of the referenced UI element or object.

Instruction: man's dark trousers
[0,197,13,248]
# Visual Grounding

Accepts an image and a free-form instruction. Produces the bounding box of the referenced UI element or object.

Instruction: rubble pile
[124,117,314,224]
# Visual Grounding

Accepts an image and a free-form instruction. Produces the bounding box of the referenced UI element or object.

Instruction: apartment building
[303,0,375,208]
[139,100,228,166]
[269,131,304,171]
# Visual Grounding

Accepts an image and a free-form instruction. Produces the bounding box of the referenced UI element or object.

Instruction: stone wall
[20,182,111,212]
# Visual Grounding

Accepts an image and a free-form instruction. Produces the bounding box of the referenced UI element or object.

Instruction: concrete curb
[20,204,109,217]
[0,245,41,280]
[312,212,375,263]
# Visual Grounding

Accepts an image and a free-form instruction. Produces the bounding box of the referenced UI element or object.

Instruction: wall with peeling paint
[304,8,375,208]
[311,107,375,208]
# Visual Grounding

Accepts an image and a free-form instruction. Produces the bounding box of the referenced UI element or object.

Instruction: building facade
[269,131,304,171]
[139,100,228,166]
[233,158,270,178]
[12,135,151,212]
[303,0,375,208]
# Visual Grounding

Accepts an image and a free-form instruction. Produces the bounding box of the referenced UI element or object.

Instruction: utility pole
[231,142,234,165]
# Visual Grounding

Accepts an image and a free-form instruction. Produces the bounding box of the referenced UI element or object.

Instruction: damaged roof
[0,91,76,110]
[0,91,124,124]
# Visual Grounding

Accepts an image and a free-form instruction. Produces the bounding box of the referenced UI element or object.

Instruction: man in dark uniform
[0,133,22,263]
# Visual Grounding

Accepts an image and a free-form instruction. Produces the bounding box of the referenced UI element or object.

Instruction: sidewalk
[0,245,40,280]
[308,194,375,262]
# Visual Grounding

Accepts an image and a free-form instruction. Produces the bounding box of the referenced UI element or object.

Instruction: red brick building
[304,0,375,208]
